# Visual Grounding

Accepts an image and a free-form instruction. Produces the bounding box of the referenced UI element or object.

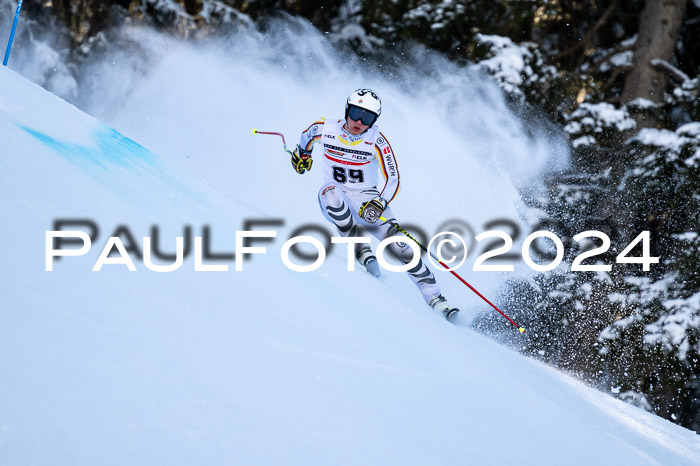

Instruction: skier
[290,88,459,319]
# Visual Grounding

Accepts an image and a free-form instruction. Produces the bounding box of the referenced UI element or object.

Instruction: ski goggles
[347,105,378,126]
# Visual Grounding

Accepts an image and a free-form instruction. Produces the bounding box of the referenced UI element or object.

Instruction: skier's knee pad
[387,239,415,263]
[318,183,343,210]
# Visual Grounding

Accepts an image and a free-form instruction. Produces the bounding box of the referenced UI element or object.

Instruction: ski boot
[356,245,381,277]
[428,294,459,320]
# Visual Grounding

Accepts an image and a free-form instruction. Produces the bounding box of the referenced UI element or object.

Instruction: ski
[443,308,459,321]
[364,257,381,277]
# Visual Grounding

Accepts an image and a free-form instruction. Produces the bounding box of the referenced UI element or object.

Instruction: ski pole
[252,129,294,156]
[3,0,24,66]
[380,216,525,334]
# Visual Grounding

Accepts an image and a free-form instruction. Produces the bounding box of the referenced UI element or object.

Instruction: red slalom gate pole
[381,217,525,334]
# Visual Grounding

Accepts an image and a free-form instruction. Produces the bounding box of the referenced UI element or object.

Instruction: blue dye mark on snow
[20,123,206,205]
[20,125,158,171]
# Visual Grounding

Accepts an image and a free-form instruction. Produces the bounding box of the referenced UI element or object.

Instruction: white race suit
[299,118,441,301]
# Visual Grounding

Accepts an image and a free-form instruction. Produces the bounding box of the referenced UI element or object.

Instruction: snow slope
[1,65,700,465]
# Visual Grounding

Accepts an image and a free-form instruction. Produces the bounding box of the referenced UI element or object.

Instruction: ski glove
[291,145,313,174]
[359,196,387,224]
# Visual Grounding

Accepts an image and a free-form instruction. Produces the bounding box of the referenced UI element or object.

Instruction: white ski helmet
[345,88,381,126]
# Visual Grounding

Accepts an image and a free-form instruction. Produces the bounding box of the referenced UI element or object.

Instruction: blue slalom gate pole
[3,0,24,66]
